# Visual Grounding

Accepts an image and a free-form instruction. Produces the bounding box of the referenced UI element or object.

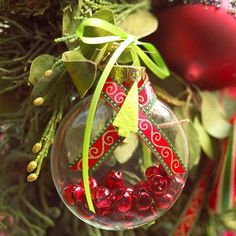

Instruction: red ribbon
[70,75,186,175]
[172,161,212,235]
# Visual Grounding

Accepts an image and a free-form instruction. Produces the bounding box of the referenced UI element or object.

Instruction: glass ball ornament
[51,68,189,230]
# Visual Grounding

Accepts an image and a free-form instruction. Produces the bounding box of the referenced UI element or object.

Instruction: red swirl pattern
[71,75,186,175]
[71,124,122,171]
[138,81,155,108]
[138,109,185,175]
[102,78,126,106]
[89,129,119,159]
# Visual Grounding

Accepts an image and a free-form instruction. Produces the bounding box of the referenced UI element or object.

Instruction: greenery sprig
[77,0,150,24]
[27,104,63,182]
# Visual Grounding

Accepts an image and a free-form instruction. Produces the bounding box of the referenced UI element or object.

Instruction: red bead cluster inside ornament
[62,165,185,229]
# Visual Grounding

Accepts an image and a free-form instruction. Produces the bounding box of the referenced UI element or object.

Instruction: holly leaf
[119,10,158,38]
[175,108,201,169]
[28,54,55,85]
[193,117,215,159]
[200,91,231,139]
[62,50,96,98]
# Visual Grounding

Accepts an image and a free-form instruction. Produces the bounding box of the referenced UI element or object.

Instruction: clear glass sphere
[51,91,189,230]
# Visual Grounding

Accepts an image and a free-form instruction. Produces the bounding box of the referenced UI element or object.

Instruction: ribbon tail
[82,36,135,213]
[134,44,170,79]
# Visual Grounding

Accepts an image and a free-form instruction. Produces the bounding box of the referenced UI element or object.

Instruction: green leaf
[222,92,236,119]
[186,121,201,168]
[30,65,65,102]
[200,91,231,139]
[220,209,236,231]
[90,44,108,66]
[119,10,158,38]
[28,54,55,85]
[175,108,201,169]
[80,9,114,59]
[93,9,114,24]
[62,4,81,50]
[193,117,215,159]
[62,50,96,98]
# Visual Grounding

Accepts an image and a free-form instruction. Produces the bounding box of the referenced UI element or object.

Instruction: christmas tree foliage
[0,0,236,235]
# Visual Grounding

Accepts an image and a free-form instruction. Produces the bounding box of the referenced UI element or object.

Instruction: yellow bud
[27,161,37,173]
[33,97,44,106]
[32,143,42,153]
[44,69,53,78]
[27,173,38,182]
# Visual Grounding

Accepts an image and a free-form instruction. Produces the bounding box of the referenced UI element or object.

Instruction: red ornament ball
[148,0,236,90]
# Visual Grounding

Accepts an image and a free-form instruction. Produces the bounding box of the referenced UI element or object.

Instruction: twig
[158,119,190,129]
[21,196,54,227]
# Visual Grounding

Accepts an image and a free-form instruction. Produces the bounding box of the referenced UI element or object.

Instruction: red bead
[134,181,149,193]
[63,184,77,206]
[116,188,133,213]
[73,185,85,203]
[148,175,167,195]
[168,175,185,196]
[105,170,123,189]
[77,202,95,220]
[97,207,113,217]
[89,177,98,189]
[81,177,97,199]
[145,166,159,178]
[81,177,97,189]
[94,187,113,209]
[145,165,168,179]
[134,191,153,212]
[155,193,173,210]
[117,211,135,225]
[118,186,134,194]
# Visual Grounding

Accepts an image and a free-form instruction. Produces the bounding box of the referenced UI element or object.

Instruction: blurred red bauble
[149,0,236,90]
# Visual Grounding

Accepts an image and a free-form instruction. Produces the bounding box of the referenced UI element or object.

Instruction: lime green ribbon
[76,18,170,212]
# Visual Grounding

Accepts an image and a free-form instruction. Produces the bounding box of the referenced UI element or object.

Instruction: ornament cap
[110,65,145,84]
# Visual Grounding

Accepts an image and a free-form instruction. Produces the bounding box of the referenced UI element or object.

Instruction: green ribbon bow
[75,18,170,212]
